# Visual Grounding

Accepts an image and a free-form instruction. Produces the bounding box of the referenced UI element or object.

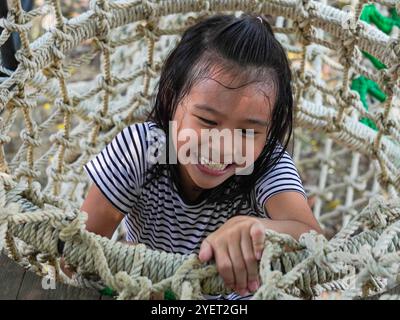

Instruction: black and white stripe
[83,121,307,300]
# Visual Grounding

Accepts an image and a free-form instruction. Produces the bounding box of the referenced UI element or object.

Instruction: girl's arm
[199,191,323,297]
[81,183,125,238]
[264,191,323,236]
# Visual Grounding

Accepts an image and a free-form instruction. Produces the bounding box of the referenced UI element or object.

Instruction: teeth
[199,156,228,171]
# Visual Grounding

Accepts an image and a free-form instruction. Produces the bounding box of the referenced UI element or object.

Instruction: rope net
[0,0,400,300]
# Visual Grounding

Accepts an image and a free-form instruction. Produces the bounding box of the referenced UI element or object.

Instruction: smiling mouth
[199,156,229,170]
[195,155,236,177]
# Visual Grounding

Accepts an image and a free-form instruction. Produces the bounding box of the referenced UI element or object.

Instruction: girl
[82,13,323,300]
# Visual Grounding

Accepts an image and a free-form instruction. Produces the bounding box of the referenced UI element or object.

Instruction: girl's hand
[198,215,265,296]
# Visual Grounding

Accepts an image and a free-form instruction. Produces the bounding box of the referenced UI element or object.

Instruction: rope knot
[136,22,160,42]
[14,48,35,69]
[265,270,283,287]
[50,26,74,43]
[0,14,31,33]
[114,271,152,300]
[54,98,74,114]
[24,181,45,207]
[0,172,17,192]
[0,134,11,144]
[299,231,336,272]
[0,202,22,251]
[295,69,312,90]
[93,38,115,54]
[367,195,390,228]
[256,270,287,300]
[336,87,359,110]
[59,210,88,242]
[170,255,205,300]
[14,161,41,181]
[295,0,311,23]
[12,96,35,110]
[140,0,156,21]
[0,89,12,106]
[90,0,112,38]
[49,131,73,148]
[87,111,110,127]
[96,74,115,94]
[379,68,396,91]
[374,110,391,135]
[358,244,393,284]
[388,63,400,85]
[293,0,316,43]
[387,38,400,58]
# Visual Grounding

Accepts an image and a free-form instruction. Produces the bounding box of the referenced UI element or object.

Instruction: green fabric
[360,4,400,34]
[100,286,117,297]
[351,76,386,131]
[164,289,177,300]
[359,4,399,69]
[350,4,397,131]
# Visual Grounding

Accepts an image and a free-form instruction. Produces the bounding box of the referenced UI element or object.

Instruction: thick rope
[1,179,400,299]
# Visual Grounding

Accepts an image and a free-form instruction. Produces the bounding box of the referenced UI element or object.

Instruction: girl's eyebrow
[244,118,269,127]
[193,104,223,116]
[194,104,268,127]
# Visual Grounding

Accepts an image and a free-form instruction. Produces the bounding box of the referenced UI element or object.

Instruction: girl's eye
[197,116,217,126]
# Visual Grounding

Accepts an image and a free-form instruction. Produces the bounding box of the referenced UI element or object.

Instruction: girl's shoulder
[124,121,162,141]
[121,121,168,170]
[120,120,165,153]
[83,121,163,215]
[253,142,307,216]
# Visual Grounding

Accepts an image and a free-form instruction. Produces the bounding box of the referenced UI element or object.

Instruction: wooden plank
[0,254,26,300]
[0,253,116,300]
[17,269,102,300]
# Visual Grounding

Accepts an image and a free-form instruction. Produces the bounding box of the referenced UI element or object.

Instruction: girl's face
[172,69,275,201]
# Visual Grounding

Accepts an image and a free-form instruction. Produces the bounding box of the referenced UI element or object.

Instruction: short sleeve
[83,123,149,216]
[255,145,307,213]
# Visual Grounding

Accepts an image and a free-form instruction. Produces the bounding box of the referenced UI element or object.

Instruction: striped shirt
[83,121,306,300]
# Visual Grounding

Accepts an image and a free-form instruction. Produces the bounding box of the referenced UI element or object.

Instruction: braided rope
[1,177,400,299]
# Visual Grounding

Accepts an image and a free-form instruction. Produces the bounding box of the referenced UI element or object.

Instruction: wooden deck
[0,253,113,300]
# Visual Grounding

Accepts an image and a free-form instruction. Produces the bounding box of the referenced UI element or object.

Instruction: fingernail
[256,251,262,260]
[248,281,259,292]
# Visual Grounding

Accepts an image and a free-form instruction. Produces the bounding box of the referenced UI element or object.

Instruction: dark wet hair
[145,13,295,210]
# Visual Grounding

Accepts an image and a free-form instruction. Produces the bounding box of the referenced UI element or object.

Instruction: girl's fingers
[214,242,235,290]
[199,238,213,262]
[250,222,266,260]
[240,228,259,292]
[227,237,248,296]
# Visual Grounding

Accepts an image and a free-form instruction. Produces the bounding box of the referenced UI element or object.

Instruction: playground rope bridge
[0,0,400,300]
